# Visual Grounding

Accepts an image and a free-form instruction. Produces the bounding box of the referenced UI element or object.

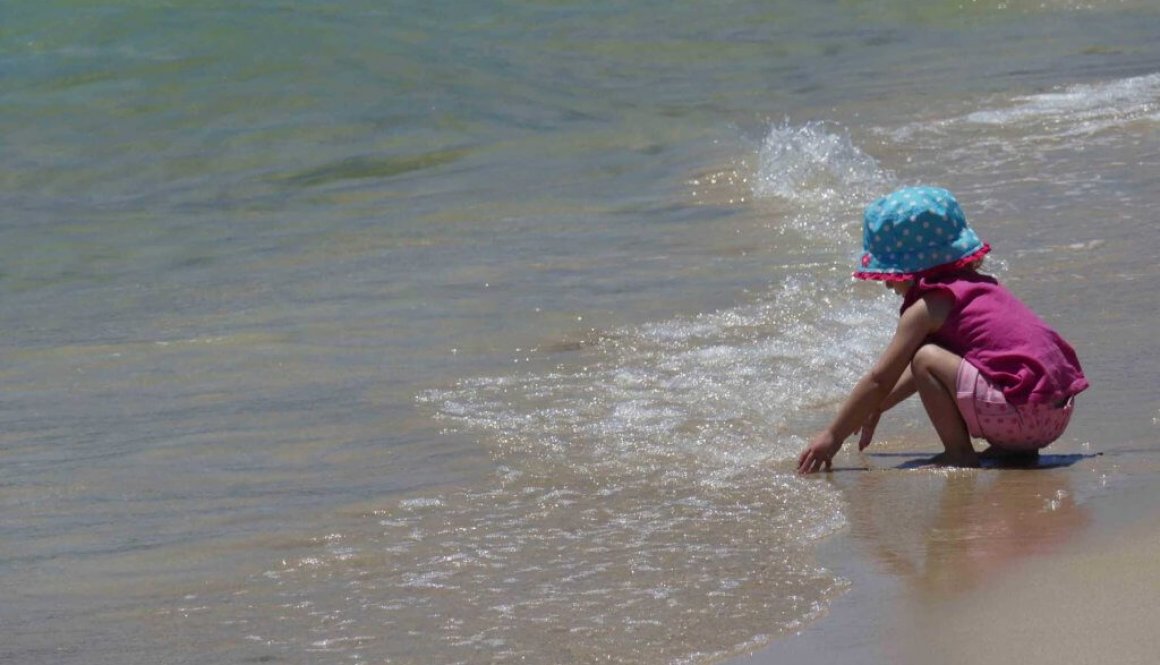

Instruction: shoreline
[729,446,1160,665]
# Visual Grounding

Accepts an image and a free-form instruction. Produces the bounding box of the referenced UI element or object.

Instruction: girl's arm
[797,293,948,473]
[880,366,917,412]
[856,367,916,450]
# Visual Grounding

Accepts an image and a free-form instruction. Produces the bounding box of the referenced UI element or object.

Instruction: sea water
[3,1,1159,663]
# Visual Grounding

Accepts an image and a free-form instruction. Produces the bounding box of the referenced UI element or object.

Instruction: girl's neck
[887,280,914,296]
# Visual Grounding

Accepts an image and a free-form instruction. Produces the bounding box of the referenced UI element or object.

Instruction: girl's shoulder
[917,270,1003,299]
[901,270,1001,315]
[923,268,998,287]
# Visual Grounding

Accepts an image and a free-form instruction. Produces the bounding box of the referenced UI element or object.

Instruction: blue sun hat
[854,186,990,281]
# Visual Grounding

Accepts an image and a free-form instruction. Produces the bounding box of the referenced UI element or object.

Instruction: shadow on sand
[825,451,1104,471]
[893,451,1101,470]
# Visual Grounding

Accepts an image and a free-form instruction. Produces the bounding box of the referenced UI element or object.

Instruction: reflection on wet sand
[844,463,1090,598]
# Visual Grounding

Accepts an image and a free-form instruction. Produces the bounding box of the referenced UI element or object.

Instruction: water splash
[750,121,894,252]
[753,121,890,208]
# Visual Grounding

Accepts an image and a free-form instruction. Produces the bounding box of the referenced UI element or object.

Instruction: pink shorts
[955,360,1074,450]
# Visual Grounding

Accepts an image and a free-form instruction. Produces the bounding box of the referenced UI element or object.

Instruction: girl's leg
[911,344,978,467]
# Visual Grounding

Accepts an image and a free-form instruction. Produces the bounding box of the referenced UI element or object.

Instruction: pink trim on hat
[852,244,991,281]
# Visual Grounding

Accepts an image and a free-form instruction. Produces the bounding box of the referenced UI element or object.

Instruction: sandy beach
[731,445,1160,665]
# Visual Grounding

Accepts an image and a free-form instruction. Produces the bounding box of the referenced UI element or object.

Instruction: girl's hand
[798,432,841,474]
[858,411,881,451]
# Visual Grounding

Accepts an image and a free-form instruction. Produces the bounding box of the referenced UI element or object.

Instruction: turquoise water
[3,1,1159,663]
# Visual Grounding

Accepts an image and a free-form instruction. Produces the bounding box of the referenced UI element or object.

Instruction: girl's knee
[911,344,963,386]
[911,344,943,375]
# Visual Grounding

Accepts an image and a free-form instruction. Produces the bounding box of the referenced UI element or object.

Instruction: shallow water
[3,1,1160,663]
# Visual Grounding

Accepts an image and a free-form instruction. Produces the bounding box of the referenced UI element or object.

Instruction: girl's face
[885,280,914,296]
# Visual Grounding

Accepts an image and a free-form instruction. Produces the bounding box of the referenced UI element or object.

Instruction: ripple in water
[239,123,898,663]
[246,272,896,663]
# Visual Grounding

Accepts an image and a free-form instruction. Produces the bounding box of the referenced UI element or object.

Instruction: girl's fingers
[857,412,880,450]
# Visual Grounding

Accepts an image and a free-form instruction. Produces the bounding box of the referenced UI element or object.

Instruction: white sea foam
[426,273,894,478]
[964,73,1160,134]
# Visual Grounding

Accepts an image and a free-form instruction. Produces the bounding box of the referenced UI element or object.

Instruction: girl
[798,186,1088,473]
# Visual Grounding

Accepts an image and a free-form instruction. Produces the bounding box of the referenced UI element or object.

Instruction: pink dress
[902,271,1089,448]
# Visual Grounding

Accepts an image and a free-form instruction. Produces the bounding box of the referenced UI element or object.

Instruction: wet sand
[730,444,1160,665]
